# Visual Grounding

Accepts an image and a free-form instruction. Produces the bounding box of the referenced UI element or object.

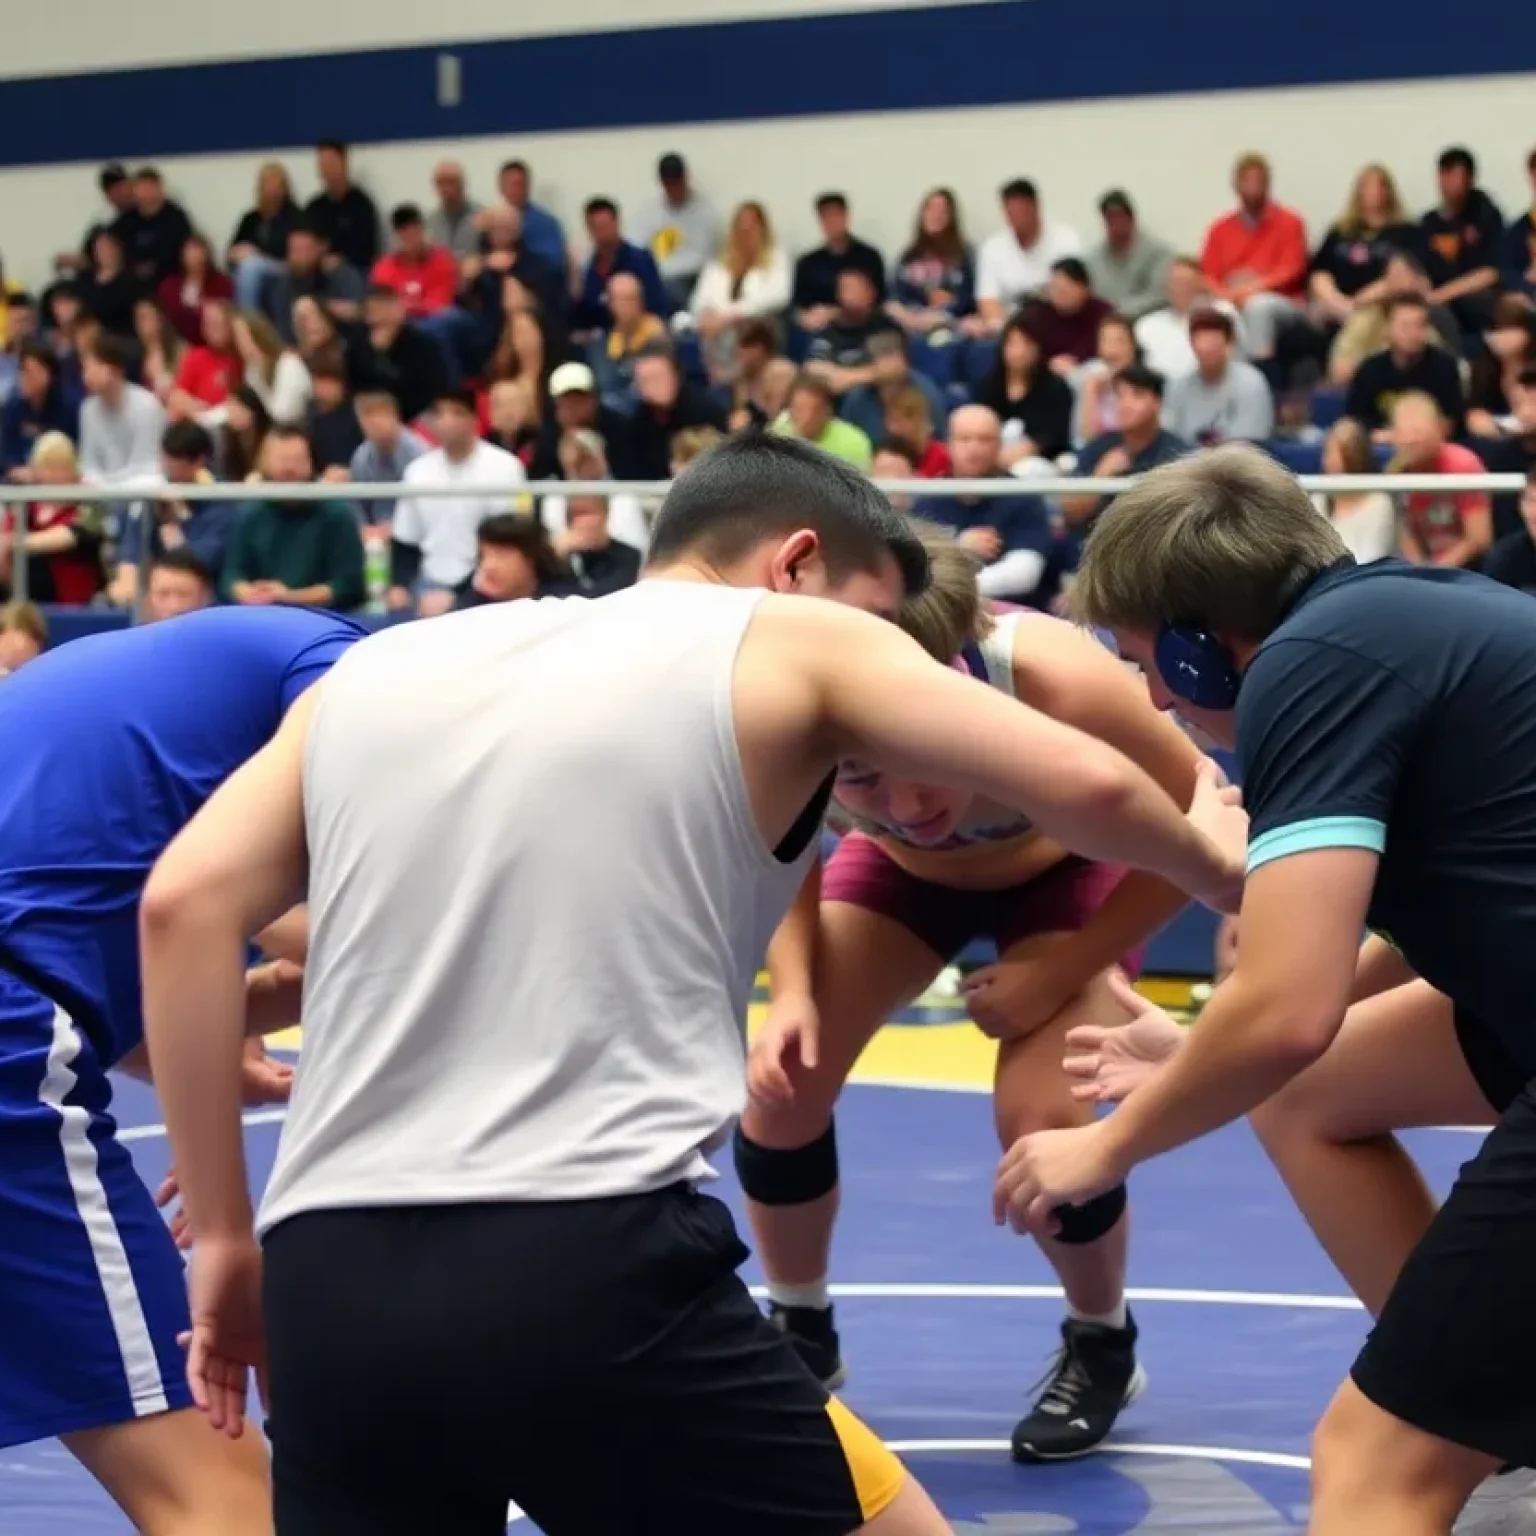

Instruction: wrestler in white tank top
[257,582,817,1236]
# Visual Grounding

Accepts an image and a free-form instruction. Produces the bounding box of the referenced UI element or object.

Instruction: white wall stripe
[42,1006,168,1418]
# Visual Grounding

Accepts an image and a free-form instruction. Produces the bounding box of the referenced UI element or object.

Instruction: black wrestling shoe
[770,1302,847,1390]
[1010,1313,1147,1463]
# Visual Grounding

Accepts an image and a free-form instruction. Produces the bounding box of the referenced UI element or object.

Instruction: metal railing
[0,472,1523,610]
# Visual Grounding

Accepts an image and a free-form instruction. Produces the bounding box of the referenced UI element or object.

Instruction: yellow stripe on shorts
[824,1393,905,1521]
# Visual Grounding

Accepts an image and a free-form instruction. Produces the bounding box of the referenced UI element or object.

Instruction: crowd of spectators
[4,133,1536,640]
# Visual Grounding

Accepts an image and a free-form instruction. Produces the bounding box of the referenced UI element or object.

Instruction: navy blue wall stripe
[4,0,1536,169]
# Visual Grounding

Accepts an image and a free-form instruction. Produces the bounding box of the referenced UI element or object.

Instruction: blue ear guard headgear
[1154,625,1242,711]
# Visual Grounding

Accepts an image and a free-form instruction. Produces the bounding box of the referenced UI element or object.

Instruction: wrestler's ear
[766,529,822,594]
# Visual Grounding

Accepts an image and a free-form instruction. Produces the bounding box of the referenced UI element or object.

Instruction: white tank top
[257,581,817,1236]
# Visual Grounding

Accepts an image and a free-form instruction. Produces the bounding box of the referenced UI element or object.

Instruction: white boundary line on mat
[746,1281,1363,1310]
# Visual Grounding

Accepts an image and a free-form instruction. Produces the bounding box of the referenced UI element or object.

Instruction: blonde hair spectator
[669,425,724,475]
[689,203,791,384]
[232,309,312,424]
[0,601,48,674]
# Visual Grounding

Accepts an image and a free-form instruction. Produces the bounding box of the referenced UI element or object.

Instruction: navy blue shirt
[914,488,1059,608]
[0,606,366,1065]
[1237,560,1536,1064]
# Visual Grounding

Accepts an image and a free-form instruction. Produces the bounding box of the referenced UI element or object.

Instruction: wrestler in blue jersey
[0,606,363,1470]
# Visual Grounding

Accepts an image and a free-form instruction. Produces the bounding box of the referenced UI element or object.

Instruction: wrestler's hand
[1184,758,1247,914]
[1063,972,1185,1104]
[993,1121,1129,1237]
[183,1235,267,1438]
[961,947,1084,1041]
[155,1169,192,1251]
[238,1037,294,1105]
[748,993,821,1105]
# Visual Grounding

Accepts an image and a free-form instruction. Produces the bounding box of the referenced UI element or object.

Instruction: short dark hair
[633,342,678,370]
[1188,307,1236,341]
[1438,146,1476,177]
[266,423,313,455]
[161,421,213,462]
[1518,365,1536,393]
[1386,292,1431,319]
[478,513,569,582]
[150,545,213,584]
[1001,178,1038,203]
[17,340,56,377]
[391,203,424,230]
[133,166,162,183]
[646,430,929,598]
[307,345,348,384]
[584,197,618,220]
[1051,257,1090,287]
[737,319,777,353]
[1114,362,1165,398]
[874,436,920,466]
[434,385,478,415]
[317,139,349,157]
[89,333,133,373]
[815,192,848,214]
[365,281,403,303]
[288,220,320,243]
[500,158,529,177]
[99,163,128,192]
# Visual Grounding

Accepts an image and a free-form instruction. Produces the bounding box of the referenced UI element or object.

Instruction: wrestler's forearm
[243,960,305,1038]
[766,860,821,1001]
[140,909,255,1238]
[1055,872,1188,987]
[254,904,308,965]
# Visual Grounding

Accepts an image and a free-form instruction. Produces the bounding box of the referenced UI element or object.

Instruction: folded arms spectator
[1308,163,1417,330]
[791,193,886,332]
[305,141,382,275]
[804,268,901,396]
[1421,145,1504,333]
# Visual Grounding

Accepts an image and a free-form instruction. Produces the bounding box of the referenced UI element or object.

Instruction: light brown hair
[0,600,48,650]
[898,516,994,661]
[1069,444,1346,639]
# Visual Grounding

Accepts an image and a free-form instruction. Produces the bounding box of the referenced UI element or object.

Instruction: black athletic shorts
[1351,1010,1536,1463]
[261,1184,905,1535]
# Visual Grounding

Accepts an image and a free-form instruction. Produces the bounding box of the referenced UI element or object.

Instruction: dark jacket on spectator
[1344,345,1465,434]
[792,239,887,312]
[345,323,449,425]
[1,387,79,474]
[117,500,236,580]
[567,538,642,596]
[221,498,366,610]
[1484,527,1536,594]
[111,201,193,285]
[891,248,976,319]
[156,268,235,346]
[974,367,1074,461]
[80,270,142,337]
[467,250,567,335]
[304,187,382,274]
[259,265,365,345]
[230,201,302,263]
[613,386,729,480]
[1472,432,1536,542]
[307,400,365,471]
[529,404,634,481]
[574,243,671,331]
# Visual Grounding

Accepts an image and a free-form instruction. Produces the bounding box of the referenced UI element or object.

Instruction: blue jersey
[0,607,366,1067]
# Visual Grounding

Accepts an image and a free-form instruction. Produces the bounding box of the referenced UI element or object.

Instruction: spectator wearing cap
[2,343,78,476]
[111,168,194,288]
[1421,145,1505,335]
[791,194,887,334]
[1162,310,1274,445]
[1200,153,1309,360]
[110,420,233,608]
[496,160,568,274]
[345,283,449,426]
[349,390,429,528]
[620,345,729,481]
[968,179,1083,337]
[54,164,137,278]
[372,205,460,319]
[913,405,1059,608]
[228,163,304,313]
[574,199,671,335]
[530,362,630,480]
[388,386,526,616]
[426,161,483,261]
[539,427,650,558]
[589,272,669,411]
[143,546,216,622]
[634,154,721,312]
[258,223,365,345]
[223,425,366,610]
[773,372,872,471]
[1020,259,1111,374]
[305,141,382,276]
[888,188,976,340]
[1060,364,1190,535]
[1086,191,1172,322]
[804,268,902,397]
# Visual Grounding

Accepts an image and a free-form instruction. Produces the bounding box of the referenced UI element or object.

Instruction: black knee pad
[1051,1183,1128,1245]
[733,1120,839,1207]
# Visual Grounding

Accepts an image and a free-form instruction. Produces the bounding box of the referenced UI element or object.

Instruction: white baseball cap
[549,362,597,397]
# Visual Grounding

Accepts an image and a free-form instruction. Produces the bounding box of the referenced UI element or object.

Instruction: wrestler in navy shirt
[0,605,362,1459]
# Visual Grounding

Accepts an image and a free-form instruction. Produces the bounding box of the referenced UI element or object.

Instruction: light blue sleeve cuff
[1247,815,1386,874]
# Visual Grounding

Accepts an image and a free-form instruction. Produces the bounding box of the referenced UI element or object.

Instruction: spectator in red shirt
[1200,152,1310,359]
[371,205,460,318]
[3,432,105,605]
[883,385,951,477]
[1391,390,1492,570]
[156,235,233,346]
[168,299,242,424]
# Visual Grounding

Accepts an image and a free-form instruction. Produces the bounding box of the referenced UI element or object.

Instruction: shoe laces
[1030,1335,1093,1416]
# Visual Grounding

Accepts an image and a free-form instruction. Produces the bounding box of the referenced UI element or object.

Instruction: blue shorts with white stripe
[0,973,192,1449]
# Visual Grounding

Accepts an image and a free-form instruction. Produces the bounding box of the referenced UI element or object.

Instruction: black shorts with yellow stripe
[262,1183,905,1536]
